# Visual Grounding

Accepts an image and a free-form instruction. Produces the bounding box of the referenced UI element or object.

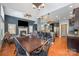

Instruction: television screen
[18,20,28,27]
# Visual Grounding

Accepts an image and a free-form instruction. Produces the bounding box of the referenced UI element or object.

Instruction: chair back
[13,36,29,56]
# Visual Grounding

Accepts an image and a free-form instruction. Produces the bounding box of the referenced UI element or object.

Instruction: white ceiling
[1,3,79,22]
[1,3,70,15]
[42,3,79,22]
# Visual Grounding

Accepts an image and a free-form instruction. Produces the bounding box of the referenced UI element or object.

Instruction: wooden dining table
[17,36,44,53]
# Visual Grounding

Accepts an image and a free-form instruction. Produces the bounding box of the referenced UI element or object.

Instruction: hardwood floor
[0,42,16,56]
[48,37,79,56]
[0,37,79,56]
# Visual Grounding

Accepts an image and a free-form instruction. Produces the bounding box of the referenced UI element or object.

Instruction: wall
[37,18,41,31]
[5,15,18,35]
[5,15,34,35]
[0,5,1,48]
[0,5,5,49]
[0,16,4,49]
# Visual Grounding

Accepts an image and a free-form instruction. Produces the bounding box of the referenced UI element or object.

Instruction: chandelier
[32,3,45,10]
[24,13,32,18]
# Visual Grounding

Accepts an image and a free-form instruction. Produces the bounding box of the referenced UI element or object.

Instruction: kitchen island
[67,35,79,52]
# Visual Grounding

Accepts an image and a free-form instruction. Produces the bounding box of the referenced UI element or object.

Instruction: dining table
[17,36,45,53]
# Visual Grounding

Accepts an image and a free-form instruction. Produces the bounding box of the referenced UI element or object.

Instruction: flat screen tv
[18,20,28,27]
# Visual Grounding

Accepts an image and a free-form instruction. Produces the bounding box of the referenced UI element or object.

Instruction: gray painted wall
[5,15,35,35]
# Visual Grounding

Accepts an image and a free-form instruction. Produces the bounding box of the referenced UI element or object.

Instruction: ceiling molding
[1,3,73,22]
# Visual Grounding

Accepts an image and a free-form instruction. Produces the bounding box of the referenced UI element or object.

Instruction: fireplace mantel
[18,27,28,36]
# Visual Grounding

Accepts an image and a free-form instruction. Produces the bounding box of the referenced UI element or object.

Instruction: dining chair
[31,39,49,56]
[12,36,30,56]
[37,32,41,39]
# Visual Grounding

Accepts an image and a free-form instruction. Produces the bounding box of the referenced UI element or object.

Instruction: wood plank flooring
[48,37,79,56]
[0,42,16,56]
[0,37,79,56]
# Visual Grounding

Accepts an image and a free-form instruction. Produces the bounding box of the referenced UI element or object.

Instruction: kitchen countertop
[68,34,79,37]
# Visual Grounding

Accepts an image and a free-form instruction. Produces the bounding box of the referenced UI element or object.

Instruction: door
[61,24,67,36]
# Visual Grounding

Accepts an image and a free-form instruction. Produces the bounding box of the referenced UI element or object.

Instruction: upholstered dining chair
[31,39,49,56]
[12,36,30,56]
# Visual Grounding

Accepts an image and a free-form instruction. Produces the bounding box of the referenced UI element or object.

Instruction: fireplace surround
[18,27,28,36]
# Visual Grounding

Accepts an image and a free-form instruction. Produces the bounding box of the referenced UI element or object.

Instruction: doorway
[61,24,67,36]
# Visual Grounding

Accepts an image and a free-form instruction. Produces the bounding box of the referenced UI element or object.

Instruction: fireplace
[18,27,28,36]
[20,31,26,36]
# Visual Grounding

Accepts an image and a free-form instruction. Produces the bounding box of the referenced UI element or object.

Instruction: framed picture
[8,24,16,34]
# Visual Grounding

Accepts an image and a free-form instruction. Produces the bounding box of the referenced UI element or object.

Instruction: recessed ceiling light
[56,16,58,18]
[69,5,73,8]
